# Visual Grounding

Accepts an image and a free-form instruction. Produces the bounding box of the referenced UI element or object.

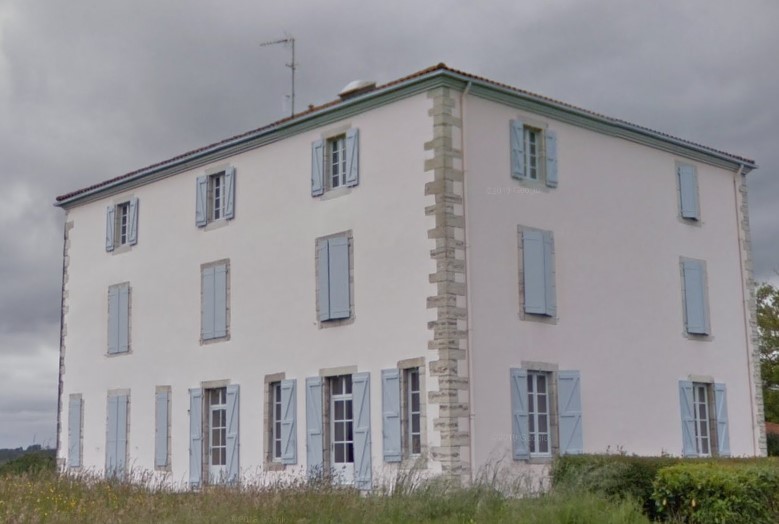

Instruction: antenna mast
[260,34,296,116]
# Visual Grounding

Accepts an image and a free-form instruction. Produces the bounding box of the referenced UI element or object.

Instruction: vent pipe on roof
[338,80,376,99]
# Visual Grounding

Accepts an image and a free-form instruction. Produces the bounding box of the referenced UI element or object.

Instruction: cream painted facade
[55,65,764,488]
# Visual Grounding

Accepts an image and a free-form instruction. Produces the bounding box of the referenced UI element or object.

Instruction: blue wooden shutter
[678,380,697,457]
[108,286,120,354]
[510,120,525,179]
[714,383,730,457]
[118,285,129,353]
[189,388,203,488]
[523,230,554,316]
[224,167,236,220]
[678,164,700,220]
[381,369,402,463]
[311,139,325,196]
[128,198,139,245]
[195,176,208,227]
[155,390,169,468]
[328,236,350,320]
[214,264,228,338]
[115,394,128,478]
[280,379,297,465]
[106,396,118,477]
[557,371,583,455]
[353,372,372,491]
[105,205,115,252]
[201,267,215,340]
[305,377,324,476]
[345,128,360,187]
[317,240,330,321]
[545,130,558,188]
[68,397,82,468]
[682,260,709,335]
[226,384,240,483]
[510,368,529,459]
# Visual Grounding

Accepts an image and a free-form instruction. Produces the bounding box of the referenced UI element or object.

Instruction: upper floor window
[511,120,558,188]
[316,233,353,324]
[677,163,700,221]
[201,260,230,342]
[196,167,235,227]
[105,198,138,252]
[680,258,710,336]
[311,128,360,196]
[107,282,131,355]
[518,226,557,320]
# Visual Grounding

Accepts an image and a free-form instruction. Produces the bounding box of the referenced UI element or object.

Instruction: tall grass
[0,469,649,523]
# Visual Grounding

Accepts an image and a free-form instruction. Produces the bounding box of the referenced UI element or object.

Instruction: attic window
[338,80,376,100]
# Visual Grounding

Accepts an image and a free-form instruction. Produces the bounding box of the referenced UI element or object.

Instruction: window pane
[335,401,344,420]
[345,376,352,394]
[411,393,420,413]
[345,421,353,441]
[538,414,548,433]
[411,414,420,433]
[537,375,546,393]
[539,437,549,454]
[335,422,344,442]
[528,415,535,433]
[411,370,419,391]
[345,400,353,421]
[335,444,344,463]
[412,435,421,455]
[275,439,281,458]
[347,443,354,463]
[538,394,547,413]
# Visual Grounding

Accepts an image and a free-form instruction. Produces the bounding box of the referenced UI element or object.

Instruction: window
[196,167,235,227]
[311,128,360,196]
[677,163,700,221]
[679,381,730,457]
[316,234,352,323]
[527,371,551,456]
[510,368,582,460]
[107,283,130,354]
[518,227,556,319]
[681,258,710,336]
[305,372,372,490]
[154,387,171,469]
[67,394,83,469]
[271,382,282,462]
[201,260,229,342]
[105,198,138,252]
[405,368,422,456]
[187,384,240,487]
[106,392,129,479]
[510,120,557,188]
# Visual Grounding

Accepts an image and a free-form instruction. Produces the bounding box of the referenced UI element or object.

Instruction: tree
[758,282,779,423]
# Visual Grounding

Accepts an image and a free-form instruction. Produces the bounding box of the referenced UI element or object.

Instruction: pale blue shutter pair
[311,129,360,196]
[105,198,139,251]
[678,164,700,220]
[201,264,228,340]
[188,384,240,487]
[305,373,372,490]
[510,120,558,187]
[154,390,170,468]
[107,284,130,354]
[68,396,82,468]
[510,369,583,459]
[678,381,730,457]
[318,236,350,321]
[523,229,556,317]
[106,394,129,479]
[195,167,236,227]
[682,260,710,335]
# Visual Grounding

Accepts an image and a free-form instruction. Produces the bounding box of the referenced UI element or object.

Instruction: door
[330,375,354,484]
[208,387,228,482]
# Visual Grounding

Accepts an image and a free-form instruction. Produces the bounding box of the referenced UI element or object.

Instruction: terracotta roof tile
[55,63,755,204]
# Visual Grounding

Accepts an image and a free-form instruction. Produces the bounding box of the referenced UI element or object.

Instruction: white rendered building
[55,64,765,488]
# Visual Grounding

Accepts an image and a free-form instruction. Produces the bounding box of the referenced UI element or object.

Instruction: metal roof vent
[338,79,377,99]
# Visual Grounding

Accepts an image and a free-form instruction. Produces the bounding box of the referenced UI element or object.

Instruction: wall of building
[58,91,440,484]
[463,94,759,473]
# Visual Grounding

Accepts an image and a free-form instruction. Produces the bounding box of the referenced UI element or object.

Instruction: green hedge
[552,455,679,519]
[0,451,56,476]
[652,463,779,523]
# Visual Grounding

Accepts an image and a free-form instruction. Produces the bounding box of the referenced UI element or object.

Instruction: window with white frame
[527,371,551,456]
[311,128,360,197]
[105,198,138,252]
[510,120,558,188]
[679,380,730,458]
[405,368,422,456]
[195,167,235,227]
[207,387,228,481]
[271,381,282,462]
[188,384,240,487]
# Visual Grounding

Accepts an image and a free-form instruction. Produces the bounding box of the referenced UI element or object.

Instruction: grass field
[0,469,649,523]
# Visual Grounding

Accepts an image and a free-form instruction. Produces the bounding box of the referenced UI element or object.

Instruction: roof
[55,63,757,206]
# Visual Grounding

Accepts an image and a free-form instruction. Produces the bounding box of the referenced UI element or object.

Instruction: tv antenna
[260,34,296,116]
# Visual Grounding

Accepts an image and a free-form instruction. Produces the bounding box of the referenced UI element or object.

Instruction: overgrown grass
[0,470,649,523]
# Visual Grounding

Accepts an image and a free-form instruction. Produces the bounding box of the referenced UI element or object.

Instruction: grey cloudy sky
[0,0,776,448]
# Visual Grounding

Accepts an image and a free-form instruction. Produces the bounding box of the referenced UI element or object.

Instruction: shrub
[652,463,779,523]
[0,451,56,476]
[767,432,779,456]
